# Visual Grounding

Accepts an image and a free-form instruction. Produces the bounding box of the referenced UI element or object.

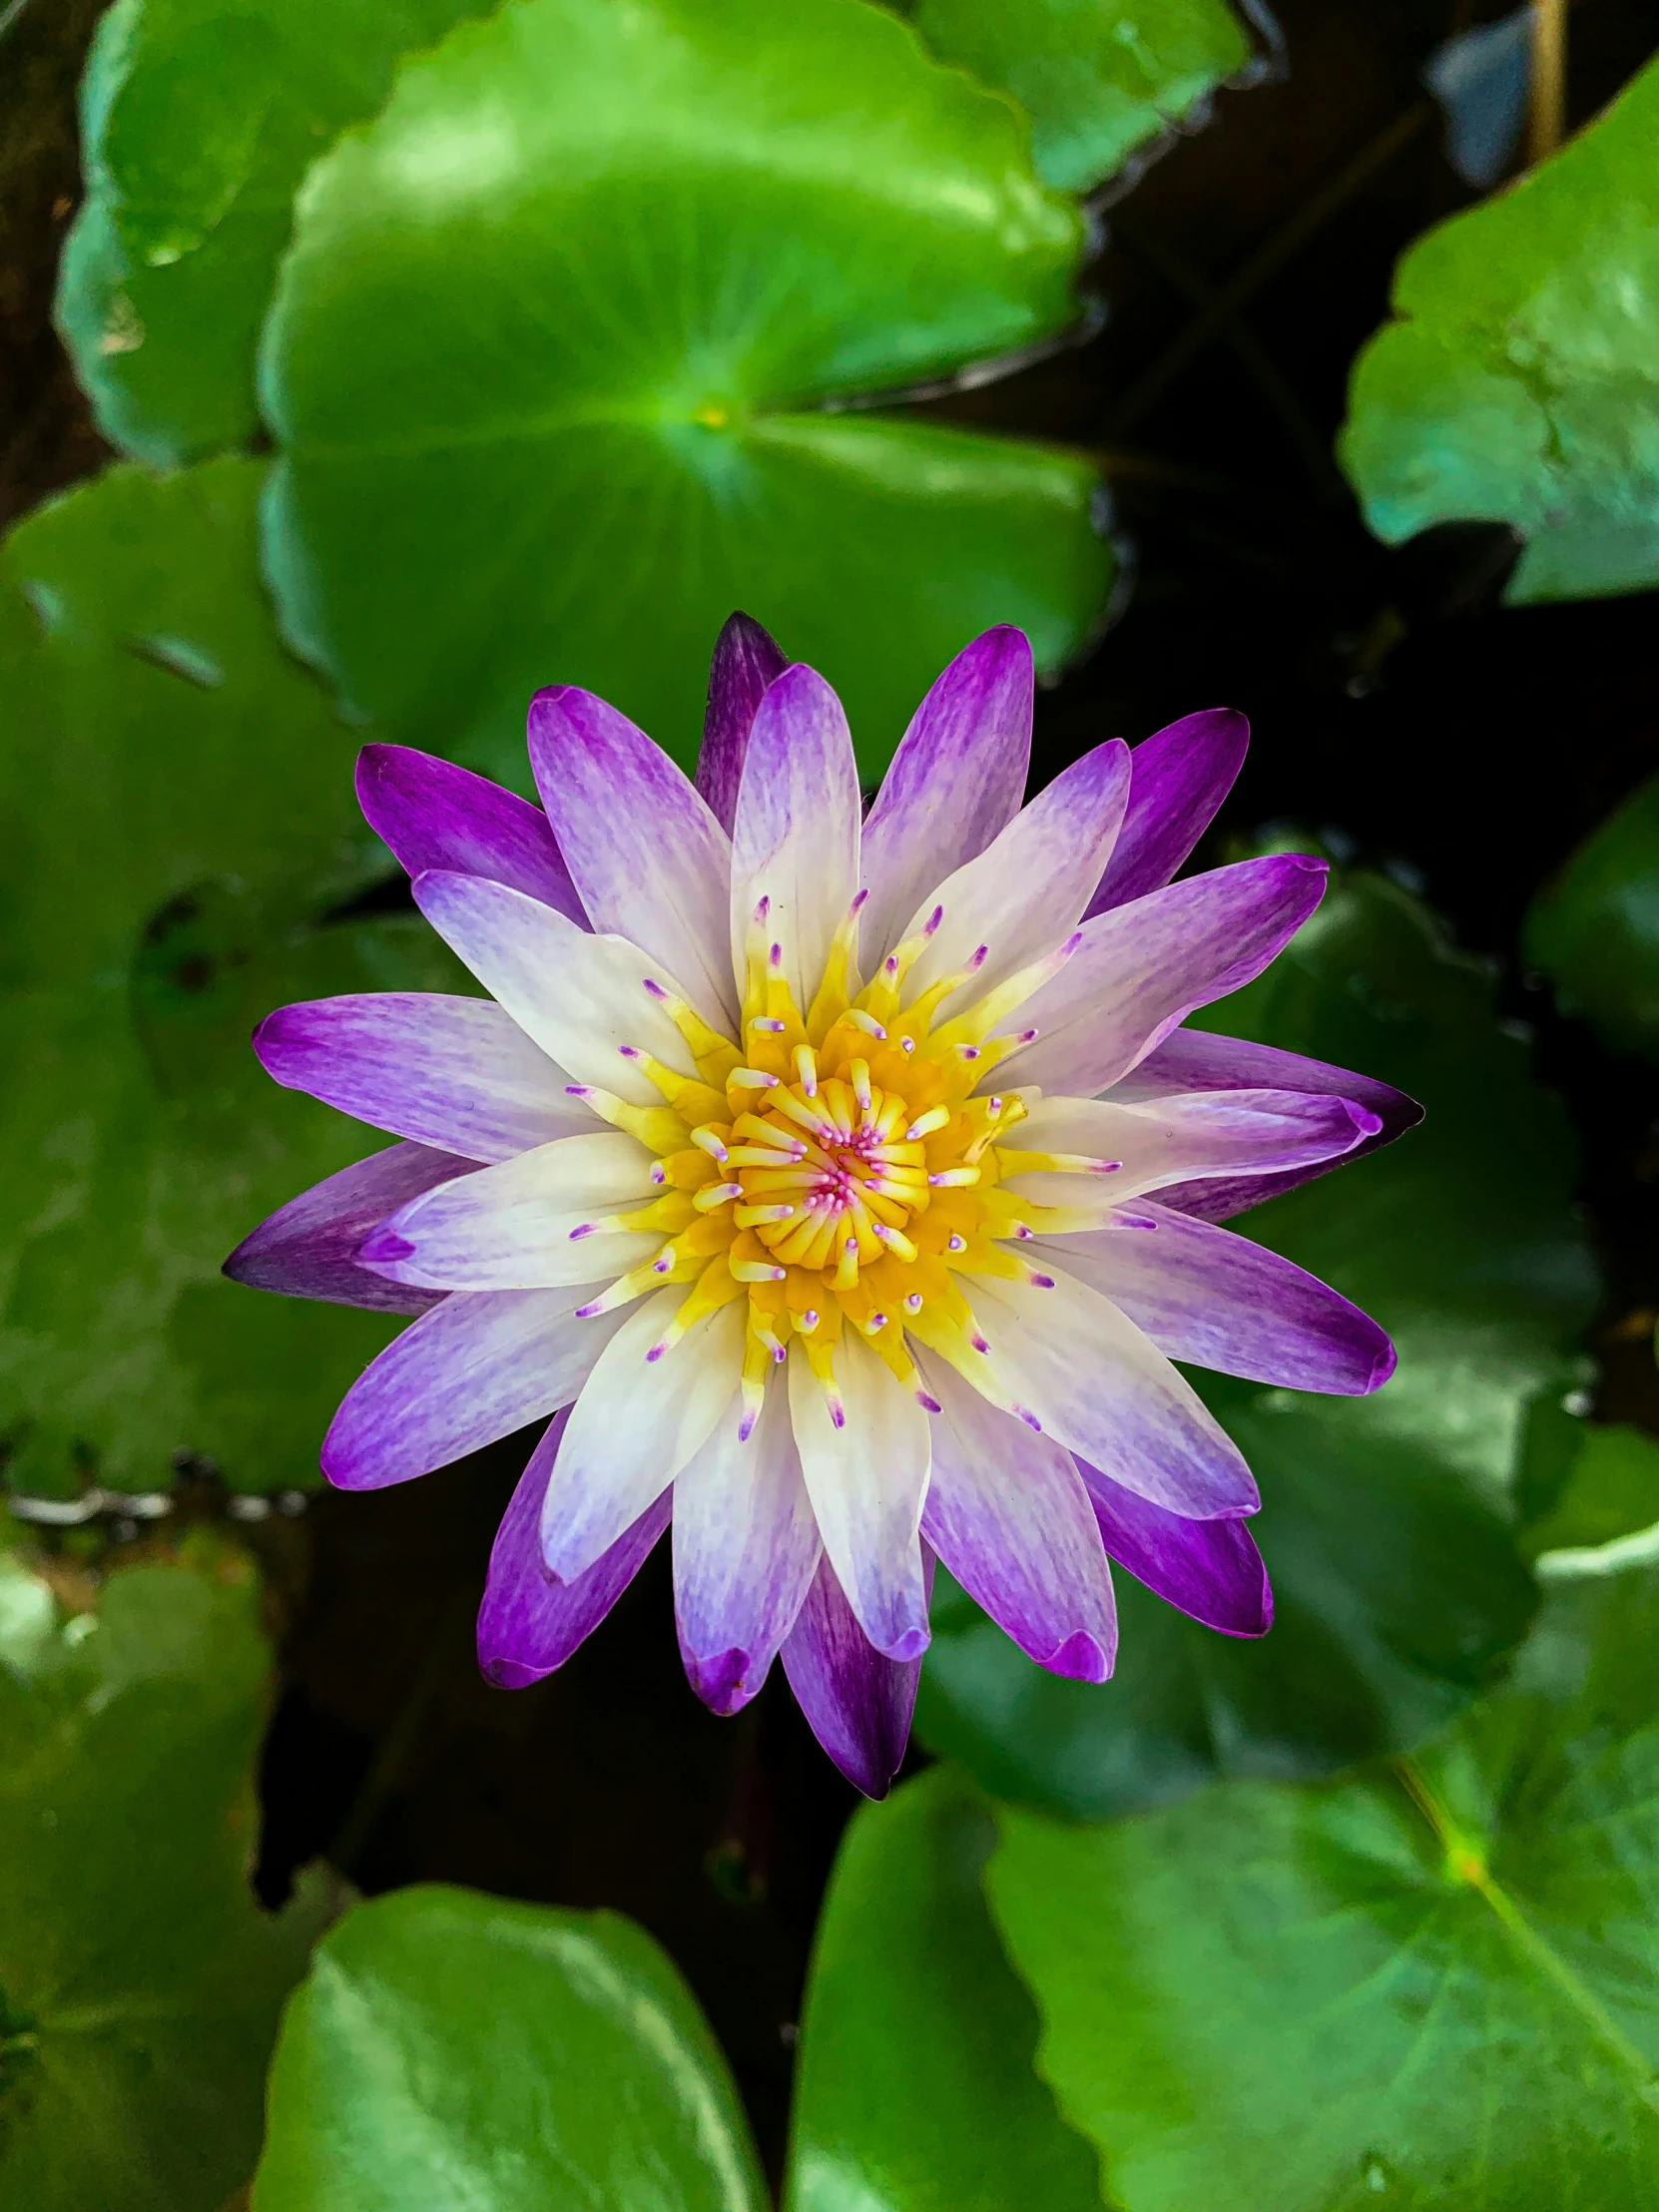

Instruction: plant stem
[1528,0,1567,164]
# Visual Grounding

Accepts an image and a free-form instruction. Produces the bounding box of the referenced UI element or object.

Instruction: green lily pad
[1523,768,1659,1061]
[916,863,1598,1819]
[897,0,1255,196]
[785,1762,1103,2212]
[252,1884,768,2211]
[1522,1421,1659,1562]
[0,458,464,1498]
[1341,53,1659,605]
[260,0,1112,780]
[0,1527,331,2211]
[986,1536,1659,2210]
[55,0,496,467]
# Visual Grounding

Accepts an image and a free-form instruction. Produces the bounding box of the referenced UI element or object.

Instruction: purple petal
[477,1410,671,1688]
[899,737,1130,1006]
[1031,1204,1394,1394]
[917,1353,1116,1681]
[782,1548,933,1800]
[1085,709,1250,917]
[224,1141,472,1315]
[355,745,584,923]
[672,1380,821,1716]
[539,1293,746,1584]
[528,686,737,1027]
[1111,1027,1423,1221]
[1074,1459,1273,1635]
[410,873,703,1097]
[1009,855,1329,1098]
[255,993,594,1164]
[943,1269,1260,1518]
[858,626,1033,968]
[320,1286,622,1490]
[695,611,788,835]
[729,663,860,1010]
[1011,1088,1378,1207]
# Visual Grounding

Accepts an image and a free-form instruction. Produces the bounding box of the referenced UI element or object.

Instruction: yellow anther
[805,892,867,1045]
[618,1049,728,1124]
[929,933,1083,1054]
[565,1085,688,1154]
[642,979,742,1084]
[693,1179,743,1213]
[793,1043,819,1096]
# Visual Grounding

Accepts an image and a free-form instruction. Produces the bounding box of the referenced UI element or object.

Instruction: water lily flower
[228,619,1417,1796]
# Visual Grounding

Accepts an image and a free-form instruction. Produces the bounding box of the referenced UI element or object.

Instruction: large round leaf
[785,1763,1102,2212]
[0,459,464,1498]
[916,862,1596,1819]
[55,0,496,467]
[1341,52,1659,606]
[898,0,1255,195]
[0,1526,330,2211]
[986,1537,1659,2210]
[260,0,1112,780]
[253,1884,768,2212]
[1523,768,1659,1061]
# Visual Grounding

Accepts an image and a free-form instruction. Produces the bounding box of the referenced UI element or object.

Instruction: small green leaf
[1523,1421,1659,1562]
[0,1528,330,2212]
[260,0,1112,780]
[1342,54,1659,605]
[0,459,466,1497]
[252,1884,769,2212]
[898,0,1255,195]
[917,865,1596,1818]
[785,1763,1103,2212]
[986,1538,1659,2210]
[1523,768,1659,1060]
[55,0,497,465]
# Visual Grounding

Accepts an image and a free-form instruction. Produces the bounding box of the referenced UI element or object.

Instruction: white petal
[413,871,712,1102]
[916,1349,1116,1678]
[528,685,739,1028]
[362,1131,664,1290]
[926,1266,1257,1519]
[1007,1088,1371,1209]
[729,664,860,1008]
[787,1332,931,1660]
[673,1378,822,1713]
[897,739,1129,1003]
[858,626,1033,970]
[540,1289,747,1581]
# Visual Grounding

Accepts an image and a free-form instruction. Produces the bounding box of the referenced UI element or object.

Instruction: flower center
[736,1069,927,1281]
[567,891,1082,1431]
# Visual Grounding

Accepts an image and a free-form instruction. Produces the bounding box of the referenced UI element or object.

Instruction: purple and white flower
[228,619,1416,1796]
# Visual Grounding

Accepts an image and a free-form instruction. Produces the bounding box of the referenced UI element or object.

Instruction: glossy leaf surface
[253,1884,768,2212]
[917,864,1596,1818]
[1342,54,1659,605]
[900,0,1254,194]
[56,0,496,466]
[785,1763,1102,2212]
[1523,768,1659,1061]
[0,459,463,1497]
[0,1526,329,2210]
[261,0,1111,780]
[1522,1420,1659,1561]
[988,1539,1659,2210]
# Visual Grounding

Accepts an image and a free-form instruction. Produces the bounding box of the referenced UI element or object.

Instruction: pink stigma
[1017,1407,1043,1432]
[1030,1273,1055,1289]
[574,1300,602,1319]
[971,1332,989,1355]
[645,1344,665,1363]
[924,905,943,935]
[830,1403,846,1430]
[618,1044,641,1059]
[916,1390,942,1413]
[642,977,669,1000]
[569,1223,595,1240]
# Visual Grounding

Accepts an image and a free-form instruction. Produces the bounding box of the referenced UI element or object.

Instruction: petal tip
[1043,1629,1114,1683]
